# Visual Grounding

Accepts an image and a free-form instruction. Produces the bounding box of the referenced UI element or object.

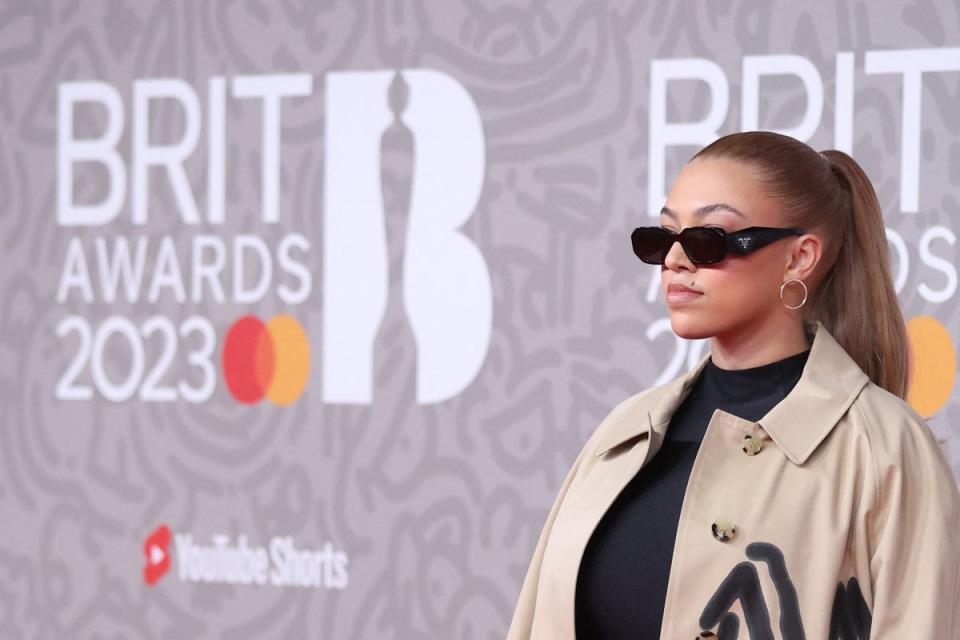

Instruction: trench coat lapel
[591,320,870,465]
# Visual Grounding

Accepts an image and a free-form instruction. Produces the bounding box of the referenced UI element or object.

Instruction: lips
[666,283,703,305]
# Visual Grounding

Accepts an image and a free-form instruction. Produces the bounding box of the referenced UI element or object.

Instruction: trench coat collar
[593,320,870,465]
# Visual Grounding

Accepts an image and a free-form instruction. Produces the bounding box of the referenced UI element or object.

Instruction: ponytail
[813,150,910,399]
[692,132,910,399]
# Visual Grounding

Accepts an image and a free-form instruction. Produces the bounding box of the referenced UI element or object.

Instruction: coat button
[711,518,737,542]
[741,433,763,455]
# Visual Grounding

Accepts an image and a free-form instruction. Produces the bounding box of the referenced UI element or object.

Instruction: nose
[663,236,695,272]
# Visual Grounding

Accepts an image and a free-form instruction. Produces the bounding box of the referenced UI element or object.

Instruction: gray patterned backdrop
[0,1,958,638]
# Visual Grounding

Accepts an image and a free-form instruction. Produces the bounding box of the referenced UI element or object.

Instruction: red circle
[222,316,275,403]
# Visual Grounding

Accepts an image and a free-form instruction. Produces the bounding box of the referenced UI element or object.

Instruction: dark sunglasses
[631,225,806,265]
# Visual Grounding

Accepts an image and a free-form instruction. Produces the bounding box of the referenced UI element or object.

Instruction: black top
[574,346,812,639]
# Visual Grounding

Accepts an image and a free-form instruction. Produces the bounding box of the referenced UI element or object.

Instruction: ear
[783,233,821,280]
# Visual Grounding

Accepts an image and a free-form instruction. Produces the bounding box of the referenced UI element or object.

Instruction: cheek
[660,254,783,296]
[689,259,780,300]
[708,257,783,301]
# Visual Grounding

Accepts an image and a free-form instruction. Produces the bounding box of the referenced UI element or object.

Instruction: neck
[709,319,811,370]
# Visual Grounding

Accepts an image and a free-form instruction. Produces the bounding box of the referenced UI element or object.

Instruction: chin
[668,314,715,340]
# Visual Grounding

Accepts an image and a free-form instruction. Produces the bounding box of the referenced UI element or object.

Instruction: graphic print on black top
[697,541,871,639]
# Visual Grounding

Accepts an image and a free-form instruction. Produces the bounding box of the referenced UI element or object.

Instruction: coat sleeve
[505,441,588,640]
[864,405,960,638]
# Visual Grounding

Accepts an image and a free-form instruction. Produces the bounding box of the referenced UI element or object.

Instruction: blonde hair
[691,131,910,399]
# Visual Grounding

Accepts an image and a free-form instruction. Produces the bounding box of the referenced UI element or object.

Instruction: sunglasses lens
[631,228,672,264]
[682,228,724,264]
[630,227,726,264]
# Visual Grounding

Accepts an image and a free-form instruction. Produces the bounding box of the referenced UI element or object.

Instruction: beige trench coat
[507,320,960,639]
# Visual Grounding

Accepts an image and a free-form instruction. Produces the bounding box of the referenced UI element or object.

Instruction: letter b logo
[322,69,492,405]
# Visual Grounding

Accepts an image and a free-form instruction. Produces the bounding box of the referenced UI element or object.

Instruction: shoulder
[579,373,685,458]
[850,381,946,463]
[580,387,654,451]
[605,384,661,422]
[849,381,958,504]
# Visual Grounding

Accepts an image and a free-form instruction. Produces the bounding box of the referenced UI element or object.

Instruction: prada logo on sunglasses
[630,225,805,265]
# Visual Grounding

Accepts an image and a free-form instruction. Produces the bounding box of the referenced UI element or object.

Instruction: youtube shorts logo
[143,525,172,585]
[141,524,349,589]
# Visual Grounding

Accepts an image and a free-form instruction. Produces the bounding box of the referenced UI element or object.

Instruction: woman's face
[659,157,804,341]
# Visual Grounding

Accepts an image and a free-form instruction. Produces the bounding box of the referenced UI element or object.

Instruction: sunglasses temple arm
[726,228,803,255]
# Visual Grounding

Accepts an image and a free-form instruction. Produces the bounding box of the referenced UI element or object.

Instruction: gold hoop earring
[780,278,807,310]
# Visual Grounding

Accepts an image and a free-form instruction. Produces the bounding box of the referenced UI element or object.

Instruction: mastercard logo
[222,315,310,405]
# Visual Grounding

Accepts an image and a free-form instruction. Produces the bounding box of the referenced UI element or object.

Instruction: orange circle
[906,315,956,417]
[264,315,310,406]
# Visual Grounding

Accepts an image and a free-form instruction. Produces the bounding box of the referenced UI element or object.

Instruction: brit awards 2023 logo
[53,70,493,407]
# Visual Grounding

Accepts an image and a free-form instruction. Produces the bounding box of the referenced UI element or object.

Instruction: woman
[506,131,960,639]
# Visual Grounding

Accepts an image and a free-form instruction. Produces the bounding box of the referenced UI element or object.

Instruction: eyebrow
[660,203,747,220]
